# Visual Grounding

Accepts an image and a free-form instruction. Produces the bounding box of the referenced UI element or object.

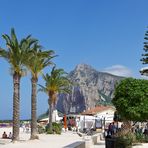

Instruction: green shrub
[135,132,148,143]
[126,132,136,144]
[135,132,145,143]
[144,135,148,143]
[115,132,135,148]
[46,129,54,134]
[38,125,46,134]
[46,122,62,134]
[116,137,132,148]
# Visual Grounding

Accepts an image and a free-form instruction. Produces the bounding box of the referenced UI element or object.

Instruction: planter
[116,137,132,148]
[105,137,132,148]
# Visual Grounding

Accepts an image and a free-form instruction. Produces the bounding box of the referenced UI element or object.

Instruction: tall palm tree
[39,67,71,132]
[24,43,55,139]
[0,28,37,142]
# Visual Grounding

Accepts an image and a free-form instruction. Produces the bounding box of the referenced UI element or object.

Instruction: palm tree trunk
[12,73,21,142]
[30,77,39,140]
[48,98,53,132]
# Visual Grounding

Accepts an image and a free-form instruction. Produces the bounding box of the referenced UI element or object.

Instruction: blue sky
[0,0,148,119]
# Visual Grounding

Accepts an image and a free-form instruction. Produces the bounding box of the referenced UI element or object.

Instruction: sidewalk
[94,140,105,148]
[0,128,147,148]
[133,143,148,148]
[93,140,148,148]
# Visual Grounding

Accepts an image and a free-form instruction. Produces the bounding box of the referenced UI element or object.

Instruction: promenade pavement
[94,141,148,148]
[94,140,105,148]
[0,128,148,148]
[133,143,148,148]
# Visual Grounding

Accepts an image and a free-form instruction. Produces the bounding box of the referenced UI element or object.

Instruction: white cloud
[102,65,132,77]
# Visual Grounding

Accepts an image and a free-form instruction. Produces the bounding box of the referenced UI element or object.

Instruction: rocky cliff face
[56,64,124,114]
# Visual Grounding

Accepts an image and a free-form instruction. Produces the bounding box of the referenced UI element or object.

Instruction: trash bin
[105,137,116,148]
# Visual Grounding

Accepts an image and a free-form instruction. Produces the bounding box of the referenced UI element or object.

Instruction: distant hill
[56,64,125,114]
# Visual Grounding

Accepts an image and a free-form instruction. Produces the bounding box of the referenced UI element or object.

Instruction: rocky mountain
[56,64,124,114]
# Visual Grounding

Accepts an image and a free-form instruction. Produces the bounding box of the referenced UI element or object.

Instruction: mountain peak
[57,63,124,114]
[75,63,95,71]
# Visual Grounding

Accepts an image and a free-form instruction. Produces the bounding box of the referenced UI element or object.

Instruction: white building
[79,106,116,130]
[38,110,63,124]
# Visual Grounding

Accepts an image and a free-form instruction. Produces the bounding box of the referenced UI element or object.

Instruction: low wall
[64,141,85,148]
[83,133,102,148]
[64,133,102,148]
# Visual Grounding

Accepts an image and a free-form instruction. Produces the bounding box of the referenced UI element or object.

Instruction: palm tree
[24,43,55,139]
[0,28,36,142]
[39,67,71,132]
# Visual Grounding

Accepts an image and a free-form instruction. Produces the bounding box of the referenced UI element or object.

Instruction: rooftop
[81,106,115,115]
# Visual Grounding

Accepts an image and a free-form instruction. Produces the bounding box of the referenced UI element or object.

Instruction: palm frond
[39,67,72,106]
[38,84,48,94]
[24,42,56,78]
[11,28,19,49]
[1,28,33,76]
[2,34,12,46]
[0,48,8,58]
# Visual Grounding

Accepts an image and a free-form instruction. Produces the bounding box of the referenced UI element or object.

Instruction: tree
[141,27,148,64]
[39,67,71,132]
[140,27,148,75]
[24,43,55,139]
[112,78,148,122]
[0,28,36,141]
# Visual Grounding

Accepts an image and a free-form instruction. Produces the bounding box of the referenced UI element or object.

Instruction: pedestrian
[2,131,7,138]
[107,123,112,136]
[8,132,12,139]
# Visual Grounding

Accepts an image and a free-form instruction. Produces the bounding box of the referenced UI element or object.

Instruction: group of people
[2,131,12,139]
[106,122,148,139]
[21,123,30,133]
[134,125,148,137]
[107,122,117,136]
